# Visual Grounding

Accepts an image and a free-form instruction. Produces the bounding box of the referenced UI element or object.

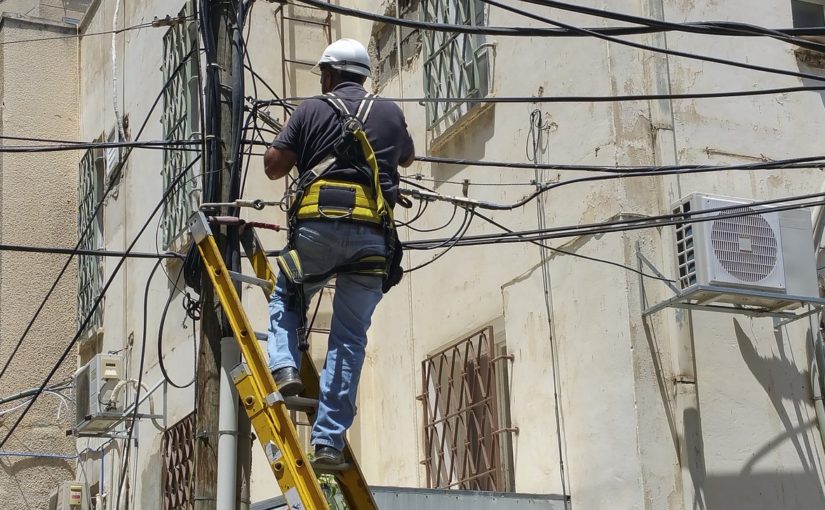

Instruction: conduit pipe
[217,337,240,509]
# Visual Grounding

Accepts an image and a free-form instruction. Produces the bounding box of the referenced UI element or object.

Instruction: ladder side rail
[191,213,329,510]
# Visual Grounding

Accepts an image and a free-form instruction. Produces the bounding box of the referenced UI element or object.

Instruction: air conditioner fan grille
[710,207,778,282]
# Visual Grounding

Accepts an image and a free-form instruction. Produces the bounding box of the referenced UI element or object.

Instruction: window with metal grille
[422,0,490,130]
[77,146,104,336]
[161,4,201,250]
[420,326,515,491]
[162,412,196,510]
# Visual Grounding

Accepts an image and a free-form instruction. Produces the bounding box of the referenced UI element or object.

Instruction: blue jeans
[267,220,385,451]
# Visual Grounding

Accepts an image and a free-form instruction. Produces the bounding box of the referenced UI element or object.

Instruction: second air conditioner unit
[672,193,818,310]
[74,354,123,433]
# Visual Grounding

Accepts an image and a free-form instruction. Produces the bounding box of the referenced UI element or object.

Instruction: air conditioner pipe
[218,337,240,510]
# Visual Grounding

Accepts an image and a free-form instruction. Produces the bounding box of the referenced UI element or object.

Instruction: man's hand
[264,146,297,180]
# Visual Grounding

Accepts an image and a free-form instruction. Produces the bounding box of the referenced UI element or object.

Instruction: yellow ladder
[190,211,379,510]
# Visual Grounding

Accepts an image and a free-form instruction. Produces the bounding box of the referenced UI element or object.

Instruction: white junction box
[74,354,123,433]
[672,193,818,310]
[48,481,88,510]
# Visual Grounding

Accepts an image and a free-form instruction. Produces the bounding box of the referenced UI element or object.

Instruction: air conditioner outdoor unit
[48,481,88,510]
[672,193,818,310]
[74,354,123,433]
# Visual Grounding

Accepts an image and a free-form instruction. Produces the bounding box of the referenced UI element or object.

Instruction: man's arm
[399,129,415,168]
[264,146,297,180]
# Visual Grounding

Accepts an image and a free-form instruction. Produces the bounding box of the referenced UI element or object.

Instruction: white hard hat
[312,38,371,77]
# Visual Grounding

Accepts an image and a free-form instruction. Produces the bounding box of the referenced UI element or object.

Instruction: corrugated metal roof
[250,486,568,510]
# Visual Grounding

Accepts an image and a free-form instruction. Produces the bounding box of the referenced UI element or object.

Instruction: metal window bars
[161,4,201,250]
[423,0,489,129]
[77,147,104,335]
[420,327,515,492]
[162,412,196,510]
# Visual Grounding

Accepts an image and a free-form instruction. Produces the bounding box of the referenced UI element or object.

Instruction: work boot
[272,367,303,397]
[314,445,345,466]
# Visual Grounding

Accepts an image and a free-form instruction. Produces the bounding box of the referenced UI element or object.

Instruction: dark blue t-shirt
[271,82,414,207]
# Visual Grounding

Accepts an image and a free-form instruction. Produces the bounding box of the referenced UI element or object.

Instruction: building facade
[1,0,824,508]
[0,4,89,509]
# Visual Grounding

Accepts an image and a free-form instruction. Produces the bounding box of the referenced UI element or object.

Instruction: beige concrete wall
[72,0,825,508]
[347,0,825,508]
[0,14,80,510]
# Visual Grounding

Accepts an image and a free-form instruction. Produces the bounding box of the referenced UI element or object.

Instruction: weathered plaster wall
[0,14,80,510]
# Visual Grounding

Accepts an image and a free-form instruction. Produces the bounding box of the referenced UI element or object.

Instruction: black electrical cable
[403,203,459,234]
[456,156,825,212]
[0,244,178,258]
[289,0,825,38]
[401,178,671,281]
[114,256,164,509]
[0,18,191,47]
[277,85,825,105]
[515,0,825,53]
[0,46,200,383]
[157,265,196,388]
[413,154,825,174]
[0,139,201,154]
[404,193,825,249]
[395,197,429,228]
[405,207,474,273]
[0,154,202,450]
[482,0,825,84]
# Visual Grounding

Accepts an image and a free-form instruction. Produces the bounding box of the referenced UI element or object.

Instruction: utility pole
[194,0,243,508]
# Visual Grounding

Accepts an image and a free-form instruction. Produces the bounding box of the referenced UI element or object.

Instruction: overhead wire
[277,85,825,105]
[0,45,201,383]
[289,0,825,39]
[404,192,825,249]
[515,0,825,52]
[0,17,194,47]
[413,154,825,174]
[0,154,202,450]
[481,0,825,84]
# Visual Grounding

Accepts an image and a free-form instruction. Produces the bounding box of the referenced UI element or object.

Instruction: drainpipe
[217,337,240,509]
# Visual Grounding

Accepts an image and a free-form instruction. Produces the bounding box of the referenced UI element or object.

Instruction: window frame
[422,0,491,130]
[77,144,105,337]
[160,3,201,251]
[420,325,515,492]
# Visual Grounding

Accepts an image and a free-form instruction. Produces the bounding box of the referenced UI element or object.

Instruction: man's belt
[295,178,383,225]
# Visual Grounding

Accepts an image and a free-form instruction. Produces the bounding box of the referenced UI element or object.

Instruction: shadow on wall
[699,319,825,508]
[430,105,495,186]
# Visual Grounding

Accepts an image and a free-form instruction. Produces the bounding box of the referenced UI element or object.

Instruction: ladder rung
[228,270,274,292]
[255,331,268,341]
[312,461,353,475]
[284,396,319,413]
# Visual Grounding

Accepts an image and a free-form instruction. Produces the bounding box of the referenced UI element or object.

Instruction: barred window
[162,412,196,510]
[423,0,490,129]
[420,326,515,492]
[77,146,104,336]
[160,4,201,250]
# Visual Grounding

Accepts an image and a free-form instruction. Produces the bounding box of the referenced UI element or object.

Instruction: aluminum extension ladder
[190,211,379,510]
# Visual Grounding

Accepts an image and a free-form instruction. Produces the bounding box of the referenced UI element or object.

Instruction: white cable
[110,379,164,431]
[112,0,127,143]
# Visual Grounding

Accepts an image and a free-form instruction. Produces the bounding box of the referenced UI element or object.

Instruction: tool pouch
[382,231,404,294]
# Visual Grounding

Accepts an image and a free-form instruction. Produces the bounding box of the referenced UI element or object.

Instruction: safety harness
[276,91,403,351]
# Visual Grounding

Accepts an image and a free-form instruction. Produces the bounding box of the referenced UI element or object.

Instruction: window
[793,0,825,27]
[423,0,490,130]
[370,0,422,90]
[160,4,201,250]
[162,412,196,510]
[420,326,515,492]
[77,146,104,337]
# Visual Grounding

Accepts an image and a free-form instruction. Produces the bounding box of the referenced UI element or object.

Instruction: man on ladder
[263,38,415,467]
